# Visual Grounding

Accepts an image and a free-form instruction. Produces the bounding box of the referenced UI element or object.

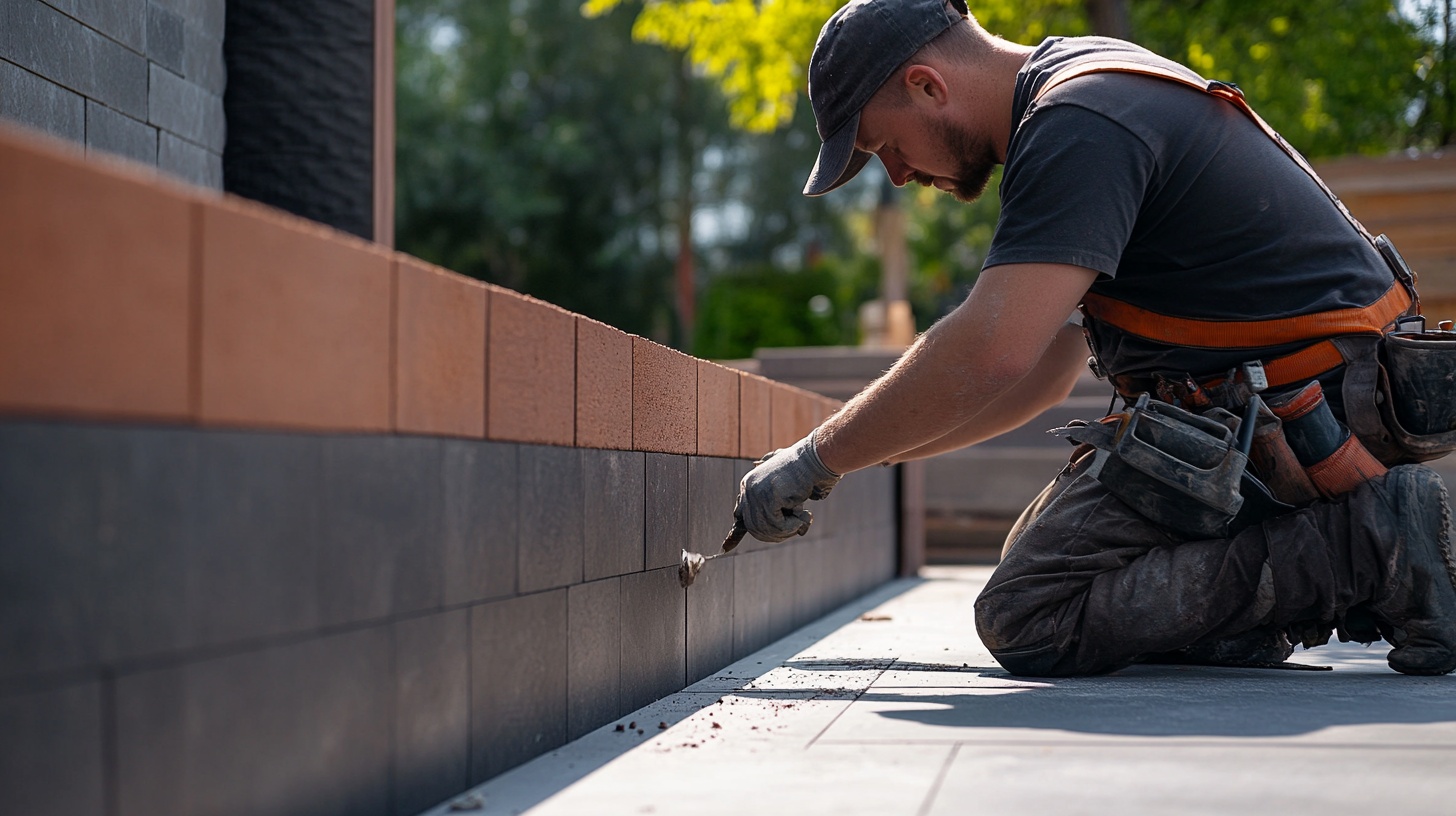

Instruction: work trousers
[974,452,1386,677]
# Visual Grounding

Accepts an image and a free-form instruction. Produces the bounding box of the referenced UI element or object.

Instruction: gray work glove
[734,430,842,543]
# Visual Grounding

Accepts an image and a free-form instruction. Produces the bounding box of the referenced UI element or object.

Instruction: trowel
[678,520,747,588]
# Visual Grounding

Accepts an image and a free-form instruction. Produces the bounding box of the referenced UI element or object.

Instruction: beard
[923,118,998,203]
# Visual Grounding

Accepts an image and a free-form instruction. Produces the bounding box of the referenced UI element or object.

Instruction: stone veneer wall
[0,0,227,189]
[0,125,901,816]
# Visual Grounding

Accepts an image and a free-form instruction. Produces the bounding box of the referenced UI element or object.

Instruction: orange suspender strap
[1034,59,1416,388]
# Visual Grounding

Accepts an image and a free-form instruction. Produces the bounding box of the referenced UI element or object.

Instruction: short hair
[881,13,990,107]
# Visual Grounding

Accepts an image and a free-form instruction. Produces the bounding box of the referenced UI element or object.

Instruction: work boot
[1364,465,1456,675]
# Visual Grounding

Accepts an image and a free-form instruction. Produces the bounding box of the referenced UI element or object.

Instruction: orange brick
[576,317,632,450]
[488,288,575,445]
[633,338,696,454]
[696,361,740,458]
[0,127,193,420]
[770,383,818,450]
[738,372,772,459]
[199,197,392,431]
[395,255,487,438]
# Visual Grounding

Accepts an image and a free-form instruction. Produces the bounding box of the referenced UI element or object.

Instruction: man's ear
[902,65,949,108]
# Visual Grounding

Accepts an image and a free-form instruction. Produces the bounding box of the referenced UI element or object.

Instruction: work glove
[734,430,842,543]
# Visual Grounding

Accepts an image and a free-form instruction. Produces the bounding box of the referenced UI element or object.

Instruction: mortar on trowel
[679,521,748,588]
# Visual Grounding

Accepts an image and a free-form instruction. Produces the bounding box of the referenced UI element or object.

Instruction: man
[733,0,1456,677]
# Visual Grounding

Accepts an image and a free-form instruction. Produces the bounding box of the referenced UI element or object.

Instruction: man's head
[802,0,972,197]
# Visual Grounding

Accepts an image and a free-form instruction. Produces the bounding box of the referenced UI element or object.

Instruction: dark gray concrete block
[393,611,469,816]
[0,681,104,816]
[583,449,645,581]
[688,456,739,556]
[147,3,185,73]
[320,435,445,627]
[180,28,224,95]
[0,58,84,142]
[188,430,322,647]
[732,549,773,660]
[567,578,621,740]
[767,545,799,640]
[86,100,157,165]
[792,538,830,625]
[518,446,584,593]
[117,627,393,816]
[152,0,224,40]
[644,453,689,570]
[74,0,147,53]
[0,423,103,681]
[686,546,734,684]
[442,440,517,606]
[619,567,685,713]
[84,23,151,118]
[157,130,222,189]
[470,590,568,784]
[148,63,223,149]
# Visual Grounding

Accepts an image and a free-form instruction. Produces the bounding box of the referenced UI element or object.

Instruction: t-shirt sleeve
[983,102,1157,278]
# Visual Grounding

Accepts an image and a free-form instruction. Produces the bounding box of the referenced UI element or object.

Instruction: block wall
[0,126,902,816]
[0,0,226,188]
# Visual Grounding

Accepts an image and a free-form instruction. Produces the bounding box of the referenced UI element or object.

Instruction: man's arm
[883,320,1087,464]
[815,262,1098,474]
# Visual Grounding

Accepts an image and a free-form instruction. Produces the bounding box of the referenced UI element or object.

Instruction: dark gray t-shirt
[984,36,1393,381]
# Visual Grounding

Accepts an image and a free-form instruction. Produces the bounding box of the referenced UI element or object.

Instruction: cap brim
[803,111,873,197]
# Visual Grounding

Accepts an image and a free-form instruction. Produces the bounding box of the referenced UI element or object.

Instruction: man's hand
[734,432,842,543]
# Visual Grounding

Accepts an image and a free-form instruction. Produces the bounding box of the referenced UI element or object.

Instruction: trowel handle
[721,519,747,553]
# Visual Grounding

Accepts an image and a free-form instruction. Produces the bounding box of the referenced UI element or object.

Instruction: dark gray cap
[803,0,969,197]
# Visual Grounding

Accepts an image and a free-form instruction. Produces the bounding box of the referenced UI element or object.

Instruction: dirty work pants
[974,453,1395,677]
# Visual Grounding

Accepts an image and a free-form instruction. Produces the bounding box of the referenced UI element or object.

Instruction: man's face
[855,98,997,203]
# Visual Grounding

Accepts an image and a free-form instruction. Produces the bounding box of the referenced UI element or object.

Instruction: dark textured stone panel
[767,545,799,640]
[86,100,157,165]
[180,28,225,95]
[732,549,773,660]
[469,590,568,784]
[792,538,830,625]
[188,430,322,647]
[583,449,645,581]
[0,681,104,816]
[148,63,224,150]
[0,423,104,680]
[116,627,393,816]
[74,0,147,52]
[320,435,444,627]
[224,0,376,238]
[644,453,688,570]
[442,440,518,606]
[688,456,739,556]
[147,3,185,73]
[518,445,584,593]
[0,424,197,679]
[156,130,222,188]
[567,577,621,740]
[686,544,734,684]
[619,567,685,713]
[394,611,469,816]
[0,58,84,141]
[153,0,225,40]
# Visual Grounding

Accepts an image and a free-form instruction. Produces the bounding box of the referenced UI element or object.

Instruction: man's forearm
[884,323,1086,464]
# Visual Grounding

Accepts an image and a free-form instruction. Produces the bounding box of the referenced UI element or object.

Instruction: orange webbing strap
[1081,282,1413,349]
[1032,59,1376,244]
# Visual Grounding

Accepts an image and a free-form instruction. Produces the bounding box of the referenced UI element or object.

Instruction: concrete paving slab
[419,566,1456,816]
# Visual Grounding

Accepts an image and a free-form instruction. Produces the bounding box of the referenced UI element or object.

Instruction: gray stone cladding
[0,421,899,816]
[0,0,226,189]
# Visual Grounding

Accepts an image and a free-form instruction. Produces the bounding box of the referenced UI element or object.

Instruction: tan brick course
[394,255,488,438]
[575,317,633,450]
[488,288,576,446]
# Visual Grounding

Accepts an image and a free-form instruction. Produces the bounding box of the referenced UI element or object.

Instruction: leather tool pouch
[1052,395,1252,539]
[1376,329,1456,461]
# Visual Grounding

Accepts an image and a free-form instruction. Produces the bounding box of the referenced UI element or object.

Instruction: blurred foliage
[397,0,1455,358]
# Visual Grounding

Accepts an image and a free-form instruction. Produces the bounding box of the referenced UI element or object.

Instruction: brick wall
[0,0,226,188]
[0,126,902,816]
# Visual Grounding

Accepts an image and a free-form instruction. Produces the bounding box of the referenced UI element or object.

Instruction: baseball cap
[803,0,969,197]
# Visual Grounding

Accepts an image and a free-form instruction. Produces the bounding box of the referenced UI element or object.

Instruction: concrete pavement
[422,566,1456,816]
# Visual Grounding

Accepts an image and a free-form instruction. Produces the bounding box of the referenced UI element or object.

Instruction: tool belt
[1035,60,1456,465]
